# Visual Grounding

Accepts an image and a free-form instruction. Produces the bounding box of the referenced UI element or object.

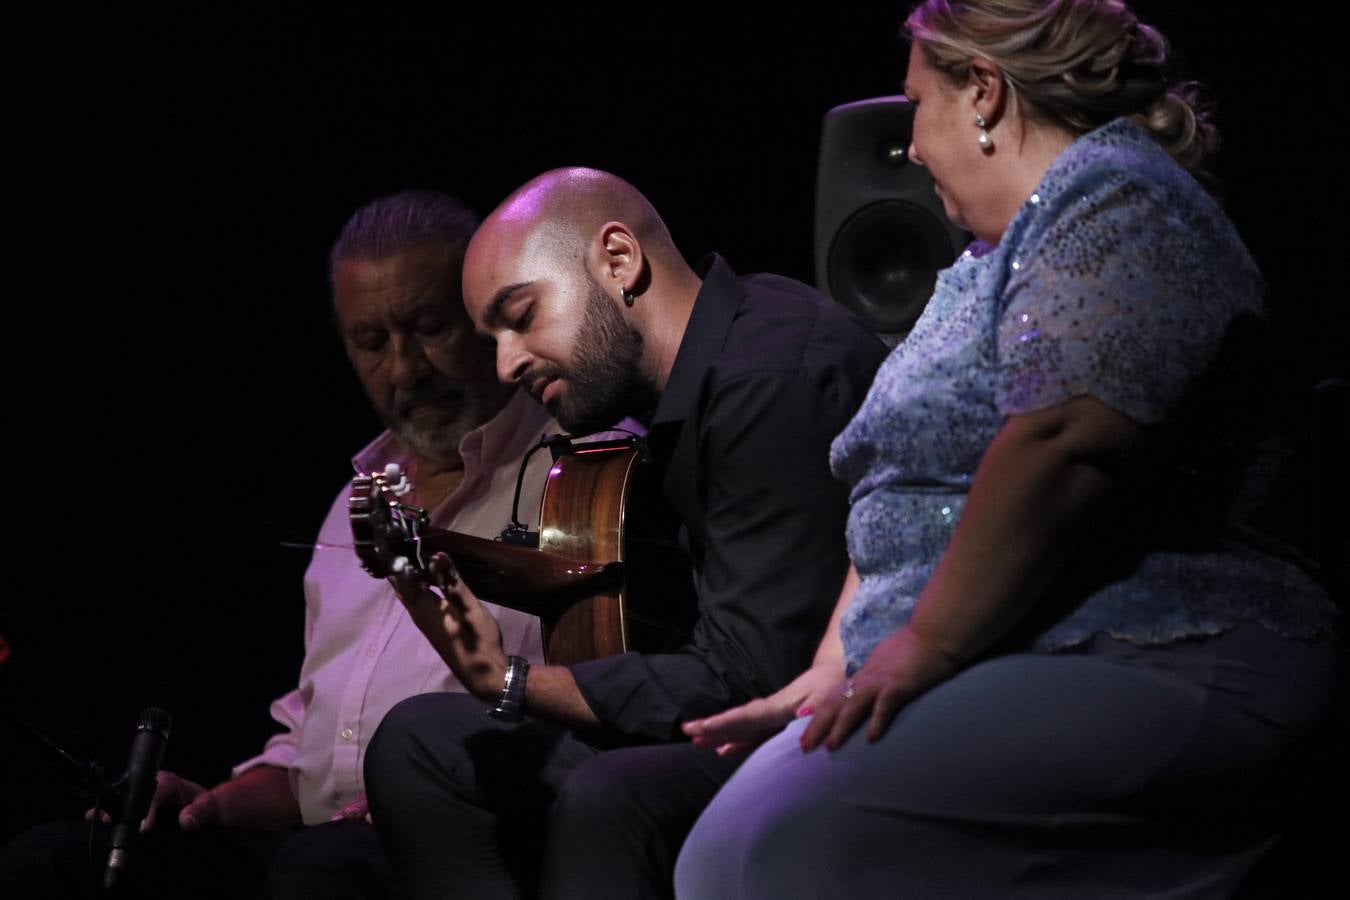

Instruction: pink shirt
[233,389,558,824]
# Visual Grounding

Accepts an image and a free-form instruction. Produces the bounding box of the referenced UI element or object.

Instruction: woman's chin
[941,204,967,232]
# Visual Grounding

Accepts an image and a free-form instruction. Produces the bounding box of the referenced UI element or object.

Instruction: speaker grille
[827,199,954,336]
[815,96,970,341]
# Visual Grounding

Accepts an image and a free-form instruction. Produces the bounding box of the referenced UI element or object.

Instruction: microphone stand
[0,696,108,801]
[0,639,120,892]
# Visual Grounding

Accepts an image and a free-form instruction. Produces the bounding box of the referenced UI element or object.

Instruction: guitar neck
[417,528,623,617]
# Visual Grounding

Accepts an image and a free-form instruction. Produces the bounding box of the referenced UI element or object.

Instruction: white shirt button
[341,727,354,741]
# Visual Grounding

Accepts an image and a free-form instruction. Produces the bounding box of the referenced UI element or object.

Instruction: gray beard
[388,411,471,465]
[375,382,478,465]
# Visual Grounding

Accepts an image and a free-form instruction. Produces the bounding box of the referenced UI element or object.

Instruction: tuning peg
[382,463,413,497]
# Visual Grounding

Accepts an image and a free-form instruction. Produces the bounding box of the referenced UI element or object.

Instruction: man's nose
[495,334,531,386]
[389,334,428,387]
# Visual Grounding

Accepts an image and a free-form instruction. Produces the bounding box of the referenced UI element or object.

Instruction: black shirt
[569,255,886,740]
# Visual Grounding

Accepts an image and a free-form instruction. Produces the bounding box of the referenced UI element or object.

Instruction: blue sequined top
[829,118,1337,674]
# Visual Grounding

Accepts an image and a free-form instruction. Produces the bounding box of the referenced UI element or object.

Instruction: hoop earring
[975,113,993,152]
[621,286,636,307]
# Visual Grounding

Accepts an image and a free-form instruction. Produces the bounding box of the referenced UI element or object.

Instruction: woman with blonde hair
[675,1,1339,895]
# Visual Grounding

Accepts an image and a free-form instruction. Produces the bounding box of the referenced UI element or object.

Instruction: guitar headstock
[349,465,429,579]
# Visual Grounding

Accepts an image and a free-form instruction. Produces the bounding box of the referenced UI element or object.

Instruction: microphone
[103,707,172,892]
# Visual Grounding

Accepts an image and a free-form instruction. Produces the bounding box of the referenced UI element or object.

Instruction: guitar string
[279,541,356,551]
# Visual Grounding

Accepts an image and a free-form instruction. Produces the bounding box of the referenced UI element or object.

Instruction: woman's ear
[969,57,1007,126]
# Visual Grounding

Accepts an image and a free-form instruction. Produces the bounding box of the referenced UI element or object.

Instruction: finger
[330,797,370,822]
[387,572,423,605]
[179,793,213,831]
[800,695,843,752]
[683,701,775,744]
[689,730,742,750]
[866,686,910,743]
[388,573,454,628]
[140,804,157,833]
[442,586,470,617]
[428,552,458,589]
[681,703,749,736]
[826,686,875,751]
[715,742,753,758]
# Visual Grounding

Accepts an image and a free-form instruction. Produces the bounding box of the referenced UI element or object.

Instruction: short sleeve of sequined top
[994,128,1264,426]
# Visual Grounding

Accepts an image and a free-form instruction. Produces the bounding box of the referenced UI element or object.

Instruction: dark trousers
[0,815,400,899]
[364,692,743,900]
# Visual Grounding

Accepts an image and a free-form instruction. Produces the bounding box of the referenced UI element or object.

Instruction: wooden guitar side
[535,442,641,665]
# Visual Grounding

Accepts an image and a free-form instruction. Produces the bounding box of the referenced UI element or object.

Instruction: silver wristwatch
[488,655,529,721]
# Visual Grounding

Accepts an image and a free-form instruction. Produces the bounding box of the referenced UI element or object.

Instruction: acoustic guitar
[349,438,695,666]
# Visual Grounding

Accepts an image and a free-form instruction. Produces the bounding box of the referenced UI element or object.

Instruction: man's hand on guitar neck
[390,552,509,698]
[390,552,601,728]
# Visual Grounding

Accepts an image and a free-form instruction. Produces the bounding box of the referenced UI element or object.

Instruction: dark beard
[546,277,655,434]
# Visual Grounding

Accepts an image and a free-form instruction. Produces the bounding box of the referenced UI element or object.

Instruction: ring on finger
[840,680,856,700]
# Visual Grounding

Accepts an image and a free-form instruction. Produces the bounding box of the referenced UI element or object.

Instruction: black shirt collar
[650,254,745,427]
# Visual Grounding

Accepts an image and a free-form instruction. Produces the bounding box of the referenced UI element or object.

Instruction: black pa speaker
[814,96,970,342]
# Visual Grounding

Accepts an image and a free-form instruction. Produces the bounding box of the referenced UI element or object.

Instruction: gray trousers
[675,625,1339,899]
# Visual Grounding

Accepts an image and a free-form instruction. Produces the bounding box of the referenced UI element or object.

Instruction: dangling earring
[621,286,635,307]
[975,113,993,152]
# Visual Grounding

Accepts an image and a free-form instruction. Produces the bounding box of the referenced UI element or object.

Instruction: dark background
[1,3,1342,843]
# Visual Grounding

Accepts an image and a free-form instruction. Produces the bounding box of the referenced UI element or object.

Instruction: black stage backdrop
[1,3,1343,843]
